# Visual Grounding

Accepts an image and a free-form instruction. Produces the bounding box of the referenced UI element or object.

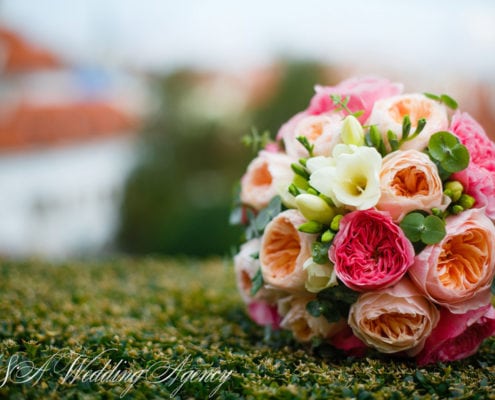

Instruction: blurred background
[0,0,494,260]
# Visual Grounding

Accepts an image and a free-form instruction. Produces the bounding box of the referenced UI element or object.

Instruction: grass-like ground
[0,258,494,399]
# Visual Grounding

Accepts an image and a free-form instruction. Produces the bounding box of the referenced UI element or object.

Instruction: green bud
[341,115,365,146]
[291,163,310,179]
[452,205,464,214]
[296,194,336,224]
[321,230,335,243]
[444,181,464,202]
[298,221,324,234]
[306,188,318,196]
[288,184,300,197]
[431,208,444,218]
[293,174,309,190]
[330,214,344,231]
[458,194,475,209]
[299,158,307,167]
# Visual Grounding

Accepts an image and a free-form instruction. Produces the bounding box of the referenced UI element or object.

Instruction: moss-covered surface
[0,258,494,399]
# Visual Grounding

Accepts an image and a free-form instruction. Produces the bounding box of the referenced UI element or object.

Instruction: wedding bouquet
[231,77,495,365]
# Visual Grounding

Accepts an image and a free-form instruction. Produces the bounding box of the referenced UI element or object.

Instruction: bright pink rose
[248,301,281,330]
[330,325,368,357]
[329,209,415,291]
[307,76,403,123]
[409,208,495,314]
[416,305,495,365]
[451,112,495,220]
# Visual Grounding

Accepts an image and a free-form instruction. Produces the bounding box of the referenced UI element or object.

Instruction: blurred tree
[117,60,333,256]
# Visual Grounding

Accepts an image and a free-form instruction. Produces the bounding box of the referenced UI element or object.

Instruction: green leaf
[318,283,359,305]
[421,215,446,244]
[311,241,331,264]
[441,144,469,173]
[424,92,441,101]
[440,94,458,110]
[246,196,282,238]
[428,131,459,162]
[491,278,495,295]
[400,212,425,243]
[250,268,264,296]
[306,299,324,317]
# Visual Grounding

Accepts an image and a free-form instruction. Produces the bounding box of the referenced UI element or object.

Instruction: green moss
[0,258,494,399]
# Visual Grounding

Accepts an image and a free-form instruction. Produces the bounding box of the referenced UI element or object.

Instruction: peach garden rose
[259,209,316,293]
[408,208,495,314]
[376,149,447,221]
[348,278,440,355]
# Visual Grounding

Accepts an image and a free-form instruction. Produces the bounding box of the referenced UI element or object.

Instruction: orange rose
[376,150,447,221]
[260,210,315,292]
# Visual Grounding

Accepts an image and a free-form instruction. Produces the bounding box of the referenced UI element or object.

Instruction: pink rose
[330,325,368,357]
[329,209,415,291]
[451,112,495,220]
[416,305,495,365]
[307,76,403,123]
[280,114,343,159]
[409,208,495,314]
[377,150,447,221]
[348,278,440,355]
[260,209,316,292]
[248,301,281,330]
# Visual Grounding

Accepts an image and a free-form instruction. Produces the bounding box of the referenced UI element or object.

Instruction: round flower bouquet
[231,77,495,365]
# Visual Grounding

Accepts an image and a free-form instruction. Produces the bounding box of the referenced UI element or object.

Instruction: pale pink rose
[348,278,440,355]
[377,150,447,221]
[234,239,284,304]
[281,114,343,159]
[280,296,346,342]
[276,111,308,141]
[329,209,415,291]
[451,112,495,220]
[248,301,281,330]
[453,165,495,220]
[240,150,293,210]
[409,208,495,314]
[329,325,368,357]
[307,76,403,123]
[260,209,316,292]
[416,305,495,365]
[368,94,449,151]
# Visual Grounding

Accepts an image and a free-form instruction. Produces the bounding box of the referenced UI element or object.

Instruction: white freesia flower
[295,194,335,224]
[310,146,382,210]
[303,257,338,293]
[306,156,334,173]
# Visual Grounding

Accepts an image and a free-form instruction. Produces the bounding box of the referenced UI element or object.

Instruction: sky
[1,0,495,78]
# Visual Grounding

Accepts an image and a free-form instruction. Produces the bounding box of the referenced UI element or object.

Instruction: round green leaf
[428,132,459,162]
[440,144,470,173]
[421,215,446,244]
[399,212,425,242]
[306,300,323,317]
